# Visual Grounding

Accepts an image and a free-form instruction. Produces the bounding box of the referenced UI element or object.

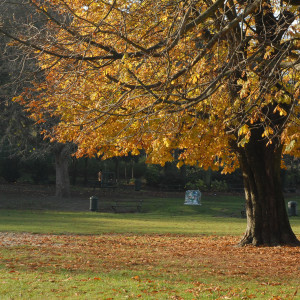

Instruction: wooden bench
[111,198,143,213]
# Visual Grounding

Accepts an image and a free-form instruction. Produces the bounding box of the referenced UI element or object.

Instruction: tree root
[238,234,300,247]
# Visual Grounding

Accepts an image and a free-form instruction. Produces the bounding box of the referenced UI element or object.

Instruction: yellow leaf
[262,127,274,138]
[90,92,98,101]
[238,124,249,136]
[176,161,184,168]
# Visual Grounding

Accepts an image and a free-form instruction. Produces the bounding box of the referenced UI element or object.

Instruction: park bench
[111,198,143,213]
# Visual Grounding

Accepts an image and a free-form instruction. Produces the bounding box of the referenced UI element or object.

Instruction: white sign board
[184,190,201,205]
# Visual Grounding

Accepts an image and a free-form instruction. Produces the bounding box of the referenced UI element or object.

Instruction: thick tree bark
[233,135,300,246]
[55,144,70,198]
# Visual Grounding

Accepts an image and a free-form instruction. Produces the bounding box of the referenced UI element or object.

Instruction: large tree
[0,0,299,245]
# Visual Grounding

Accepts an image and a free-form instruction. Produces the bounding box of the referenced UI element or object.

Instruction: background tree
[0,0,299,245]
[0,2,36,157]
[0,0,73,197]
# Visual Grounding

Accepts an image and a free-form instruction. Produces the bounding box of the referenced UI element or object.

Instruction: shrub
[1,158,20,182]
[185,179,228,192]
[145,165,161,186]
[185,179,208,191]
[211,180,228,192]
[29,159,50,184]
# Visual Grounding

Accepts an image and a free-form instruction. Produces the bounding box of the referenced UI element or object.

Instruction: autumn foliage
[8,0,297,170]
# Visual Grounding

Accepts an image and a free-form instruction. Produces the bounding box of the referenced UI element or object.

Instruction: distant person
[98,170,102,187]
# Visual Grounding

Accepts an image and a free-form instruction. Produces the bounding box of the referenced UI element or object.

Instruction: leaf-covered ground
[0,232,299,299]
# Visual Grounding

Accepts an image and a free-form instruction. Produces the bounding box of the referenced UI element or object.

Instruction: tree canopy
[3,0,298,169]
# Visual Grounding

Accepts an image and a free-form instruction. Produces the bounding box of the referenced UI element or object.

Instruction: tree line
[0,146,298,195]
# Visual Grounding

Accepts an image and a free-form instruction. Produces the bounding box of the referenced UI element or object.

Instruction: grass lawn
[0,194,299,236]
[0,192,299,299]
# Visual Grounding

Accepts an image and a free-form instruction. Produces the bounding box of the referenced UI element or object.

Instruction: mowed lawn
[0,193,299,299]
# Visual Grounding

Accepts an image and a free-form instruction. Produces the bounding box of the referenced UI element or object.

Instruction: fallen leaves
[0,232,299,280]
[0,232,299,299]
[132,275,141,281]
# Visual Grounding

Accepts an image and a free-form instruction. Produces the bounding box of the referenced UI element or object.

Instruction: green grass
[0,194,299,236]
[0,267,297,299]
[0,209,247,235]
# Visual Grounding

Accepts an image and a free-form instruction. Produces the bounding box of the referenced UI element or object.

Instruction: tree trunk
[234,135,300,246]
[55,144,70,198]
